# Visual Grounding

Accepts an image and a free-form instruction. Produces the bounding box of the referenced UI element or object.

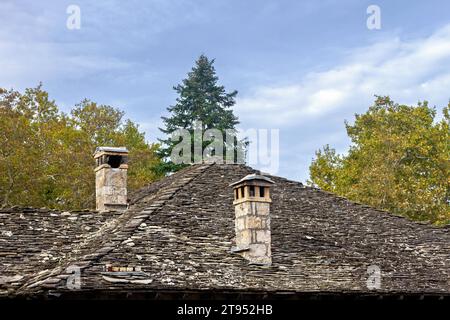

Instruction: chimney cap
[229,174,275,187]
[94,146,128,157]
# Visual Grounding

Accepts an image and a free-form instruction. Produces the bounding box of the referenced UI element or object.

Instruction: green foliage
[308,96,450,225]
[158,55,245,174]
[0,84,163,210]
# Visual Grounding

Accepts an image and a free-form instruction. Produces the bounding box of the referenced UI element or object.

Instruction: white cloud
[0,0,204,90]
[234,24,450,181]
[0,2,134,90]
[0,43,135,93]
[0,40,132,87]
[236,24,450,127]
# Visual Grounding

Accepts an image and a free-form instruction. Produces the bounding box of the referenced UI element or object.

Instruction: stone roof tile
[1,164,449,297]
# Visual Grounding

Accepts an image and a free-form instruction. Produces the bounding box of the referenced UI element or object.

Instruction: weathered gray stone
[2,163,449,298]
[232,176,274,265]
[94,148,128,212]
[246,216,264,229]
[235,217,246,231]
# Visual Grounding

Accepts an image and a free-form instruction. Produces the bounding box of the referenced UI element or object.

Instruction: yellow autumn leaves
[309,96,449,225]
[0,85,162,210]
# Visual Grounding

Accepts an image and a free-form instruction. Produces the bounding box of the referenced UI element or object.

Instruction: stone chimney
[94,147,129,212]
[230,174,275,265]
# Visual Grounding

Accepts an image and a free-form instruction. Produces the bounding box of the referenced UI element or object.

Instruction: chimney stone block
[231,174,274,265]
[94,147,128,212]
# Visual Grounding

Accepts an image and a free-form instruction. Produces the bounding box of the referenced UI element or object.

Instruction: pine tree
[158,55,244,173]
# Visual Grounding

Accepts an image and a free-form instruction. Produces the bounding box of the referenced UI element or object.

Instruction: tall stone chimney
[230,174,275,265]
[94,147,129,212]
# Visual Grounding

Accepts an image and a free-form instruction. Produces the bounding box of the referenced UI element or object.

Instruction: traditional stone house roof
[1,163,449,299]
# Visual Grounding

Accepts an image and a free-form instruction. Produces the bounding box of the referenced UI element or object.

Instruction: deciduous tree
[0,85,163,210]
[309,96,449,225]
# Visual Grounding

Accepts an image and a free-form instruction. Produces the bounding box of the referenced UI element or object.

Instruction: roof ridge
[256,169,447,229]
[16,163,213,296]
[302,186,449,229]
[6,163,450,296]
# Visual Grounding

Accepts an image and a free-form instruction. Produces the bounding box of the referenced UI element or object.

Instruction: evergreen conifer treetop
[158,55,244,173]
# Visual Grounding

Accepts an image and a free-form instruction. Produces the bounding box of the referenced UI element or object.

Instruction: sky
[1,0,450,182]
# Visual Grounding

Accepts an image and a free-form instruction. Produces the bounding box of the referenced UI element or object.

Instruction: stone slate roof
[1,163,449,298]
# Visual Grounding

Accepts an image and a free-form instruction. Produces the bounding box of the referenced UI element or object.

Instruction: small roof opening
[107,155,123,168]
